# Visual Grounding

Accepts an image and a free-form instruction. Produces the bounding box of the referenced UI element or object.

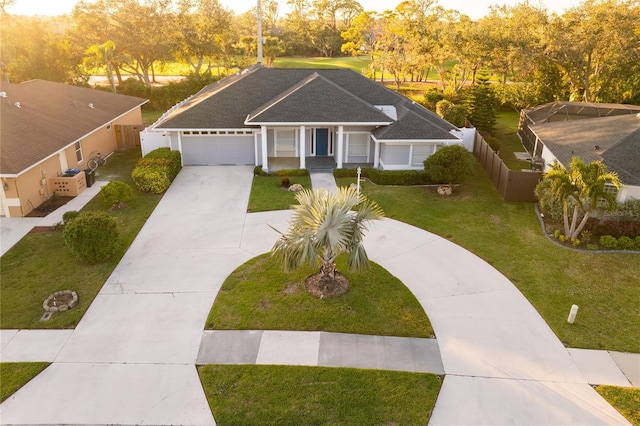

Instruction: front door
[315,128,329,156]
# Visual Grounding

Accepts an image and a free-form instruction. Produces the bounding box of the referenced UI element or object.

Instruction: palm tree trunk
[568,204,580,238]
[571,209,592,240]
[562,202,571,236]
[320,260,336,279]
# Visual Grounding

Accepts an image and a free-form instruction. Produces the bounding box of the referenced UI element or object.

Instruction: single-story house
[525,108,640,202]
[141,65,474,171]
[0,80,147,217]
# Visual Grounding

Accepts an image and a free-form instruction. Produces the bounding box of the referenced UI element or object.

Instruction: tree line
[1,0,639,107]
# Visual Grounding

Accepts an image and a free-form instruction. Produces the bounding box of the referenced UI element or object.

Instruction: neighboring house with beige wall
[0,80,147,217]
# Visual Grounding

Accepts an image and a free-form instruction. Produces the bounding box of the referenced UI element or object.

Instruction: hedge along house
[518,102,640,202]
[0,80,148,217]
[141,65,475,171]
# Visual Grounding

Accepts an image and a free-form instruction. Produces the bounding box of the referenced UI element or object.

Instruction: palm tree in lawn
[271,186,384,298]
[536,157,620,240]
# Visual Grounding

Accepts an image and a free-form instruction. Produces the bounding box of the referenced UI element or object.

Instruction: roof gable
[1,80,147,175]
[246,72,392,124]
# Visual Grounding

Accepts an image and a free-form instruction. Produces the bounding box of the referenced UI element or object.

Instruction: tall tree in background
[176,0,232,75]
[544,0,640,102]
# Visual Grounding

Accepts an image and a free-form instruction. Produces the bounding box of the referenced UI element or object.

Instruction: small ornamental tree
[100,180,134,209]
[63,211,119,263]
[423,145,476,184]
[464,74,499,132]
[271,187,384,298]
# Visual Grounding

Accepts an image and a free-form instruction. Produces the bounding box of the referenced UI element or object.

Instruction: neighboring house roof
[155,65,458,140]
[523,101,640,124]
[0,80,148,176]
[530,113,640,185]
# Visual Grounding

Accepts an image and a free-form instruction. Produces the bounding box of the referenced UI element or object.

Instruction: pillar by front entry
[261,125,268,173]
[299,125,306,169]
[373,140,380,168]
[337,125,344,168]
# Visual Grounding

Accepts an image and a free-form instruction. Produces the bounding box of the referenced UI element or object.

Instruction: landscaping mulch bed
[25,196,74,217]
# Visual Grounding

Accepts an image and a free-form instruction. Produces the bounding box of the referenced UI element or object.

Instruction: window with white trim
[75,141,83,163]
[347,133,369,159]
[276,129,296,155]
[410,144,434,167]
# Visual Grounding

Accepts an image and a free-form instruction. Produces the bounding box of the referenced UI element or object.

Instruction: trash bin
[84,169,95,187]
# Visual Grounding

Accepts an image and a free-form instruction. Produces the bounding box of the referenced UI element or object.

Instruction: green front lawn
[334,171,640,353]
[248,175,312,212]
[199,365,442,425]
[0,363,49,402]
[206,254,432,338]
[0,149,163,329]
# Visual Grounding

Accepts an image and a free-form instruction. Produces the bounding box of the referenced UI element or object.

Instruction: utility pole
[257,0,263,65]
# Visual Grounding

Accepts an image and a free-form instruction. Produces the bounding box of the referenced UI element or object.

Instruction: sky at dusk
[8,0,584,19]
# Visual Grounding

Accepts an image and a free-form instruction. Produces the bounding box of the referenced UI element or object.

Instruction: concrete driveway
[0,166,630,425]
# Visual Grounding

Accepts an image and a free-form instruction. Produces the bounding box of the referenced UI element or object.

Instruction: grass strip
[0,363,49,402]
[199,364,442,425]
[596,386,640,425]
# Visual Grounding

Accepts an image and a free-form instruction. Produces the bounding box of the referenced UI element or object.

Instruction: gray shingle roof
[530,114,640,185]
[246,72,392,124]
[1,80,147,176]
[155,66,457,140]
[372,105,458,140]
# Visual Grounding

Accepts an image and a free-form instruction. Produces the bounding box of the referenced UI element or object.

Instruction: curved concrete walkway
[0,166,633,425]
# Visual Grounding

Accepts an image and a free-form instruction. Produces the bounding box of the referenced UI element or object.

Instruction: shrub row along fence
[473,133,542,202]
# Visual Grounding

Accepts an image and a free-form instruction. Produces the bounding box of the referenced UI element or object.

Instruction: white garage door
[182,135,255,165]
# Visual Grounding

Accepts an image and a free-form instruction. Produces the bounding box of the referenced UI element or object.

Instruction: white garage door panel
[183,136,254,165]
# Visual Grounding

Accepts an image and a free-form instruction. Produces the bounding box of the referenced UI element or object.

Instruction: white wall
[140,130,170,157]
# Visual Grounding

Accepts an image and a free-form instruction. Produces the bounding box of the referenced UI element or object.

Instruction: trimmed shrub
[333,168,429,185]
[254,166,269,176]
[100,180,134,209]
[273,169,309,177]
[132,148,182,194]
[144,148,182,181]
[617,236,636,250]
[424,145,476,184]
[63,211,119,263]
[369,169,431,185]
[636,236,640,250]
[594,220,640,238]
[62,210,80,224]
[599,235,619,250]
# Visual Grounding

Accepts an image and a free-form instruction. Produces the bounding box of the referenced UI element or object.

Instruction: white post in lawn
[567,304,579,324]
[357,166,361,197]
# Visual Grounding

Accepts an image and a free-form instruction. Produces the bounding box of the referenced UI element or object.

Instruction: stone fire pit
[43,290,78,312]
